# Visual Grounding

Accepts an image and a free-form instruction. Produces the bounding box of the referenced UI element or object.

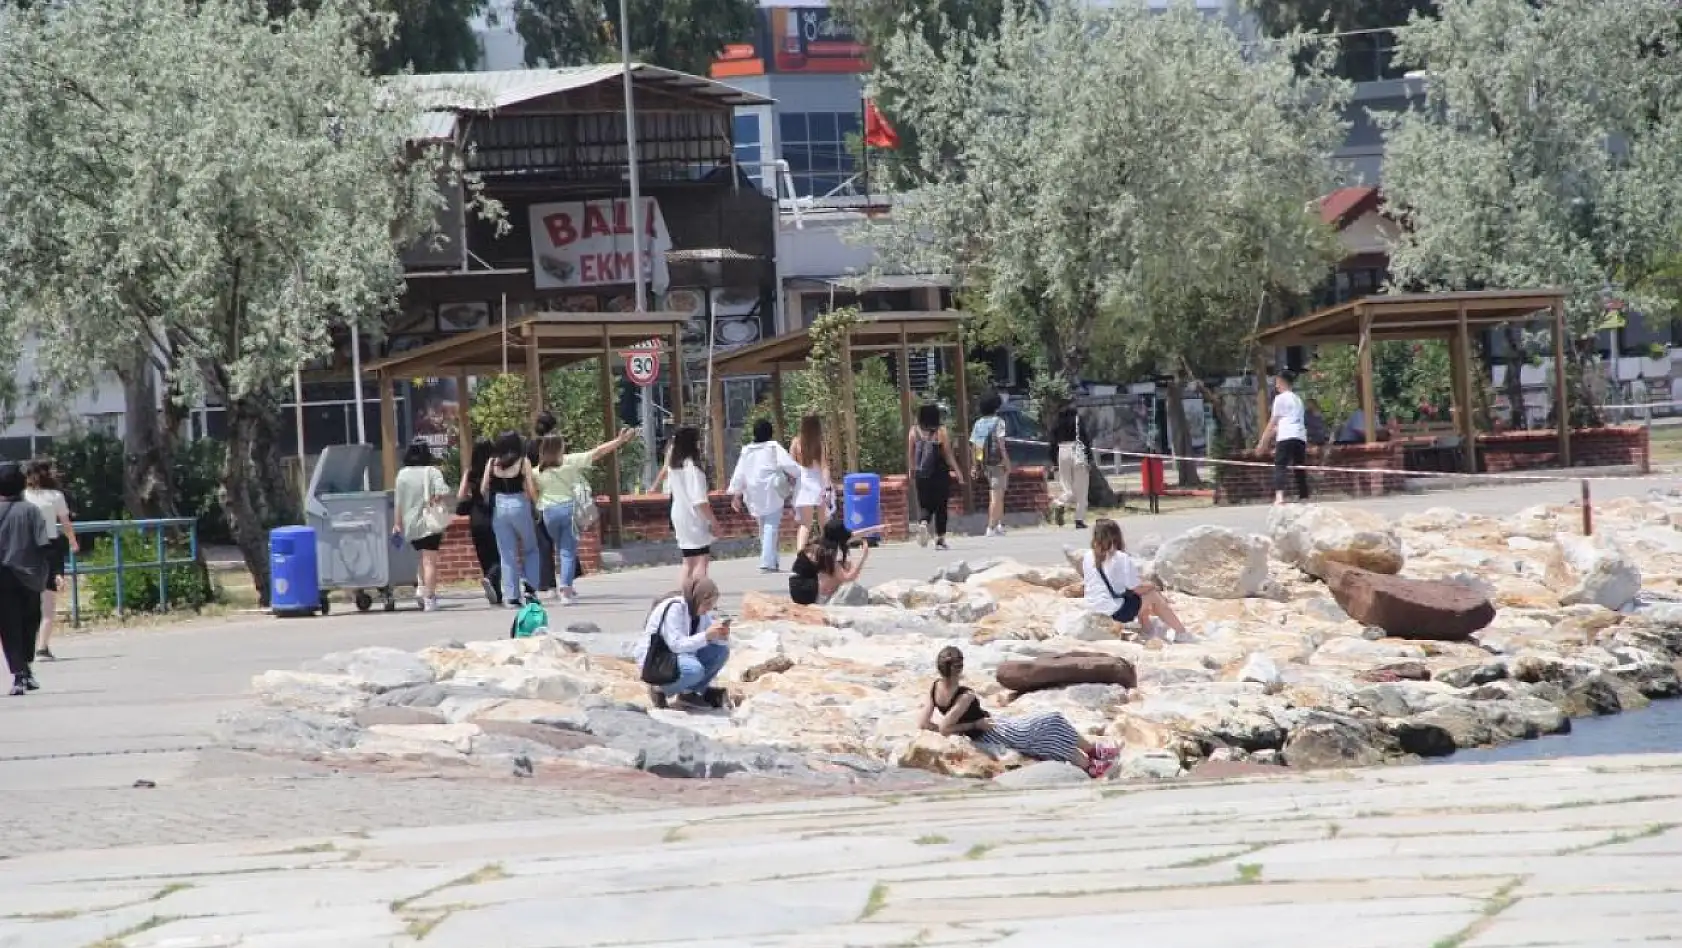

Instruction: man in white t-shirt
[1255,372,1310,505]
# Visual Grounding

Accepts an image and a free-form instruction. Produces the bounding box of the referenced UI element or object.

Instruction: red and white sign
[622,349,661,387]
[529,198,672,294]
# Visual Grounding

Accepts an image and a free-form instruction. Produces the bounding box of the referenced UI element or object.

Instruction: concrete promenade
[0,475,1677,946]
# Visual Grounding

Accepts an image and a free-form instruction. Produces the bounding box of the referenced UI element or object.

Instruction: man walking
[1256,372,1309,505]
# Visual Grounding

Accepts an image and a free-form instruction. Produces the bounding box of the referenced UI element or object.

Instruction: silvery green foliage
[0,0,475,407]
[1382,0,1682,334]
[864,0,1348,385]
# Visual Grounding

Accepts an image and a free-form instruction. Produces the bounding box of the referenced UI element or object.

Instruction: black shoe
[10,678,25,697]
[647,686,668,710]
[702,686,729,709]
[1055,506,1067,527]
[1074,520,1088,529]
[481,577,499,605]
[36,648,54,661]
[935,539,950,551]
[22,675,38,691]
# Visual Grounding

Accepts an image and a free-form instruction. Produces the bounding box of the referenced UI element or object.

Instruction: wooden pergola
[1253,289,1572,472]
[365,311,692,544]
[707,311,972,476]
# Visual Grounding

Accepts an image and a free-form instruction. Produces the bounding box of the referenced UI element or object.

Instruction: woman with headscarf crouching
[638,577,732,711]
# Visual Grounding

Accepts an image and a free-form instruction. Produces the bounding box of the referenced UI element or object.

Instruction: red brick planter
[437,466,1051,584]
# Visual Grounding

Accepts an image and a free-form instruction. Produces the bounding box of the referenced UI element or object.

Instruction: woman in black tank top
[919,646,1118,778]
[480,431,542,606]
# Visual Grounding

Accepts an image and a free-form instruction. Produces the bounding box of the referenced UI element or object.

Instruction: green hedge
[52,432,230,544]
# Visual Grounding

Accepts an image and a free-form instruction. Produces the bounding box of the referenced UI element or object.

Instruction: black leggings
[0,572,41,678]
[915,474,951,537]
[1273,438,1309,499]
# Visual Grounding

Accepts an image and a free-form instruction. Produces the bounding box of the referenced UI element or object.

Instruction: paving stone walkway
[2,752,1679,947]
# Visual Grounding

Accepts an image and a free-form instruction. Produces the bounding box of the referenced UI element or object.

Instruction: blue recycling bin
[270,525,321,617]
[842,473,882,545]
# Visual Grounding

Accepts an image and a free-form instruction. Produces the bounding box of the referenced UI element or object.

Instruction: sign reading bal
[529,197,673,294]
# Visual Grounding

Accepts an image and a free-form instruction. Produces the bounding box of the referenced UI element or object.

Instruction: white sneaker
[916,521,931,548]
[560,592,579,607]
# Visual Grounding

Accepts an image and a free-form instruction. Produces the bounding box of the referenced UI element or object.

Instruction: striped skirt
[973,712,1082,765]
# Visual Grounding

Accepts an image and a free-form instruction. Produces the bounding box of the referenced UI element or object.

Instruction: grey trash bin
[304,445,421,613]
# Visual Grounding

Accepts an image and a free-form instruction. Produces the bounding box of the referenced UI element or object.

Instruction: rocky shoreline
[228,494,1682,786]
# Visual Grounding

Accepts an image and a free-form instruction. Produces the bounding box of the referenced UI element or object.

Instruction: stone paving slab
[0,753,1677,948]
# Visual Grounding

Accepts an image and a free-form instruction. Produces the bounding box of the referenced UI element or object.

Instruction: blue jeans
[661,642,730,697]
[541,502,578,589]
[491,494,540,604]
[756,513,781,570]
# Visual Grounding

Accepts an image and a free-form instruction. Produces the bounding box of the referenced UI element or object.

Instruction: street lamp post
[618,0,659,488]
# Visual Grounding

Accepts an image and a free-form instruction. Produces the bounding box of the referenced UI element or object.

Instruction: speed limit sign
[621,349,660,387]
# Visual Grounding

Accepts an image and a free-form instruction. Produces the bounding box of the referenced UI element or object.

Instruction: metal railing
[66,518,201,627]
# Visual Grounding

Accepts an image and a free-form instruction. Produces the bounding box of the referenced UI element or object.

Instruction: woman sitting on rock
[639,577,732,711]
[789,517,880,606]
[1083,519,1187,642]
[920,646,1116,778]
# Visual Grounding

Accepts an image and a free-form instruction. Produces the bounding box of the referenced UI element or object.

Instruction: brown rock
[995,652,1137,694]
[741,655,794,683]
[1320,562,1495,642]
[739,591,829,626]
[353,706,445,727]
[895,731,1007,779]
[476,720,602,753]
[1357,661,1432,683]
[1063,583,1086,599]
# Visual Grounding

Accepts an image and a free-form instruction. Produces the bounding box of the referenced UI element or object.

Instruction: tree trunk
[1165,372,1202,488]
[114,350,177,518]
[218,390,296,607]
[1502,324,1528,429]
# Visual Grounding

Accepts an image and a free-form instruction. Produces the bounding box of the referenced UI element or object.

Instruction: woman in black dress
[456,438,501,604]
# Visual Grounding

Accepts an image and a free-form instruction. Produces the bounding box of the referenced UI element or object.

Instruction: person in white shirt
[637,577,732,711]
[664,426,720,585]
[1255,371,1310,505]
[23,459,76,661]
[728,419,802,573]
[1082,519,1187,641]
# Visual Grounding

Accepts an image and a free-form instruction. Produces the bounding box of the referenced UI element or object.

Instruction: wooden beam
[709,376,727,479]
[1359,308,1378,445]
[771,368,786,440]
[524,324,544,428]
[1554,300,1572,466]
[599,325,622,547]
[840,327,860,473]
[1455,302,1476,474]
[670,323,686,428]
[379,375,398,490]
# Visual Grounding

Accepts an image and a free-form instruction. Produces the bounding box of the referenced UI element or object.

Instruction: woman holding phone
[638,577,733,711]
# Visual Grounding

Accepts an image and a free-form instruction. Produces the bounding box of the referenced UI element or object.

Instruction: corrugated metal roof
[414,110,459,142]
[392,64,771,115]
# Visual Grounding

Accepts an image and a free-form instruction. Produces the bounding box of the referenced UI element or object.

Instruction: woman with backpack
[534,427,638,606]
[789,414,830,553]
[728,419,802,572]
[906,404,965,551]
[968,394,1012,537]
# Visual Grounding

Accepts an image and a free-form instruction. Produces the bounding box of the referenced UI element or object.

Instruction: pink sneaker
[1085,757,1114,779]
[1093,743,1120,763]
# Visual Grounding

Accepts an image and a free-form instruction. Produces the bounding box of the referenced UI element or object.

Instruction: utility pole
[619,0,658,487]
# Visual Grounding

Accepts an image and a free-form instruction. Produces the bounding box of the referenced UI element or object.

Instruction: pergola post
[708,376,727,478]
[524,322,544,428]
[378,373,398,489]
[839,326,860,473]
[1553,299,1572,466]
[669,323,686,429]
[1253,349,1271,441]
[599,325,622,547]
[455,368,474,467]
[1454,302,1476,473]
[1357,308,1377,446]
[770,368,786,440]
[954,334,972,514]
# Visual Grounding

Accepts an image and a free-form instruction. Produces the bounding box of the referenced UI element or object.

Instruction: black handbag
[639,601,681,686]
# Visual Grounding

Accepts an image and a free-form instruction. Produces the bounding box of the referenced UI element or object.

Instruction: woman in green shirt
[392,439,451,612]
[535,427,638,605]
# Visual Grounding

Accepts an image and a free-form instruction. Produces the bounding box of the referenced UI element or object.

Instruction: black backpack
[913,429,944,478]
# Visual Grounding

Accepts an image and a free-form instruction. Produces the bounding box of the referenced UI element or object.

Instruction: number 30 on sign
[622,349,660,387]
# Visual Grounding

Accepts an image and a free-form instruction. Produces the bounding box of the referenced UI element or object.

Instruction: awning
[786,274,953,294]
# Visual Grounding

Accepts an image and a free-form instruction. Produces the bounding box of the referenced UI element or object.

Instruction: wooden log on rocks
[1320,562,1496,642]
[996,652,1137,694]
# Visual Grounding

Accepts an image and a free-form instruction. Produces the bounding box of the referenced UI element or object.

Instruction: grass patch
[663,823,690,844]
[1555,822,1676,856]
[264,842,337,855]
[964,843,994,861]
[149,883,192,902]
[1430,877,1525,948]
[1235,863,1264,884]
[404,903,474,941]
[1166,842,1270,870]
[1326,822,1341,839]
[914,834,950,846]
[86,915,182,948]
[859,882,889,921]
[389,864,507,914]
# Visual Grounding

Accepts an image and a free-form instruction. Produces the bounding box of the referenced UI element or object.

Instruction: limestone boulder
[894,731,1009,779]
[1269,505,1404,577]
[251,671,371,716]
[740,591,830,626]
[1054,610,1125,642]
[301,647,438,693]
[1549,534,1642,611]
[993,760,1091,788]
[829,582,871,607]
[1319,562,1495,642]
[995,653,1137,694]
[1106,749,1186,781]
[1282,714,1396,770]
[1154,527,1271,599]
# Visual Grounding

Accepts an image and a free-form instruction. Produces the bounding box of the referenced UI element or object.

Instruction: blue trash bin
[270,525,321,617]
[842,473,882,545]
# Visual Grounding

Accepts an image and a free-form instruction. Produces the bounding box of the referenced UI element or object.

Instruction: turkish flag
[863,99,901,150]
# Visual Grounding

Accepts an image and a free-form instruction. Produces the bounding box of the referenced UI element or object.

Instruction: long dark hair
[24,458,57,491]
[916,403,942,433]
[467,438,494,486]
[668,425,702,469]
[493,430,524,469]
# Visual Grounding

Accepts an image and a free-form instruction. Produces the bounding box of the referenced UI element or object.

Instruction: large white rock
[1055,610,1123,642]
[448,667,595,703]
[301,646,438,692]
[1268,505,1404,576]
[1236,652,1283,691]
[1550,533,1642,610]
[1153,527,1270,599]
[251,671,370,715]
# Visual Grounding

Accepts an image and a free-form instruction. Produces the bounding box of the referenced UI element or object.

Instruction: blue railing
[66,518,201,627]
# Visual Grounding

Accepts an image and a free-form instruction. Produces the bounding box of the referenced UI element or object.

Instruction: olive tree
[0,0,477,600]
[1381,0,1682,424]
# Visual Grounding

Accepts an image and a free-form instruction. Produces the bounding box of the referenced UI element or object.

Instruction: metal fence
[66,518,201,627]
